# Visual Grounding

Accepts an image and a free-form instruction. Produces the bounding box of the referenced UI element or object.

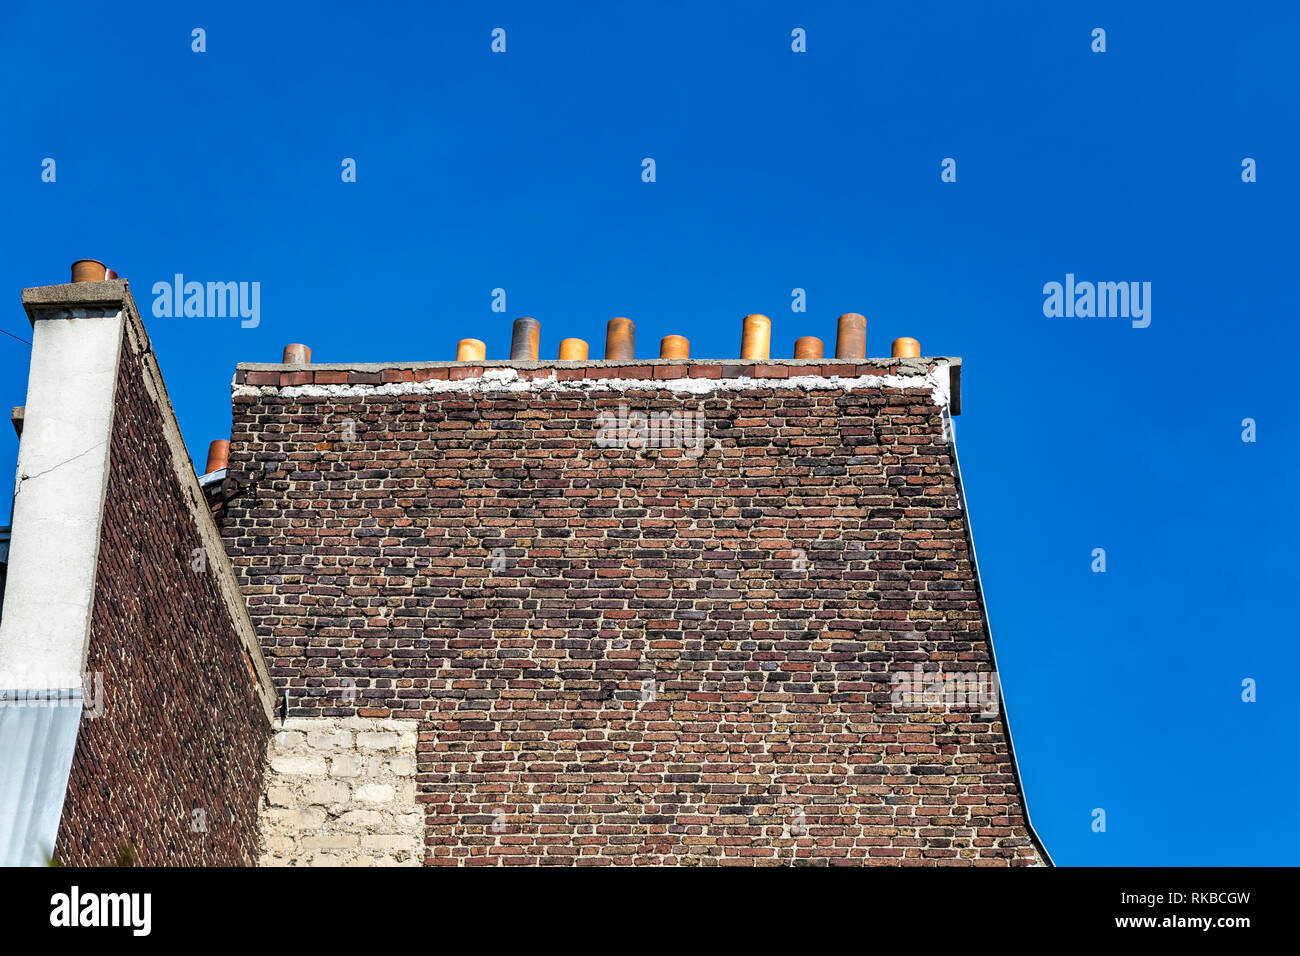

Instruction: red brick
[689,365,722,379]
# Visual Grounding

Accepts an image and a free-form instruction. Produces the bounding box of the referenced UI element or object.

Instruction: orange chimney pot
[70,259,107,283]
[740,314,772,360]
[558,338,588,360]
[456,339,486,361]
[892,337,921,358]
[660,335,690,359]
[204,439,230,474]
[793,336,823,359]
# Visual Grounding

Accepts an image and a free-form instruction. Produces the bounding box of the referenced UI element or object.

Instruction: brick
[688,365,722,379]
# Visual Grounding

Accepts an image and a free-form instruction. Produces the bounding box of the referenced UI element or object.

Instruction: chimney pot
[558,338,589,360]
[793,336,823,359]
[457,339,487,361]
[892,337,921,358]
[605,317,636,360]
[834,313,867,359]
[282,343,311,365]
[70,259,107,283]
[204,439,230,475]
[509,317,541,361]
[659,335,690,359]
[104,268,118,280]
[740,314,772,360]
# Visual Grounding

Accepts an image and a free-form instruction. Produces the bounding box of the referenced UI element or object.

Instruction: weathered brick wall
[221,364,1041,865]
[55,332,270,866]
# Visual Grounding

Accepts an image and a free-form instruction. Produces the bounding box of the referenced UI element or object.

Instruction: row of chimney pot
[280,316,920,367]
[61,264,922,473]
[63,261,920,362]
[211,318,920,477]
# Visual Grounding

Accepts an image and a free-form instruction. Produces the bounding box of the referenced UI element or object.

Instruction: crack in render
[14,440,109,495]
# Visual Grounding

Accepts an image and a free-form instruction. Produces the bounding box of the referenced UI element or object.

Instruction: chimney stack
[558,338,588,360]
[70,259,107,283]
[204,440,230,474]
[509,317,541,361]
[659,335,689,359]
[605,317,635,360]
[282,343,311,365]
[740,314,771,360]
[834,313,867,359]
[793,336,823,359]
[891,337,920,358]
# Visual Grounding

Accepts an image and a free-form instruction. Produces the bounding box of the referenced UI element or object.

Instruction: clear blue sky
[2,1,1296,865]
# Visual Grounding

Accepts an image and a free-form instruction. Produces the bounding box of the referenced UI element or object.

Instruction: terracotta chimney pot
[892,337,921,358]
[605,317,636,360]
[740,314,772,360]
[793,336,823,359]
[660,335,690,359]
[70,259,107,283]
[204,440,230,474]
[834,313,867,359]
[457,339,487,361]
[558,338,589,360]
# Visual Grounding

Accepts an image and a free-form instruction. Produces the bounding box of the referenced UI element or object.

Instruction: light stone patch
[257,716,421,867]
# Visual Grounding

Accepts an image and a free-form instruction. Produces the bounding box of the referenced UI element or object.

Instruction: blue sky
[2,1,1296,865]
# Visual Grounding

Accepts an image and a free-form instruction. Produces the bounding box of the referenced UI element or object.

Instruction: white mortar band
[233,362,954,408]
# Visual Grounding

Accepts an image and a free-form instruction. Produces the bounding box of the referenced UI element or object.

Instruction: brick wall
[220,363,1041,865]
[55,328,271,866]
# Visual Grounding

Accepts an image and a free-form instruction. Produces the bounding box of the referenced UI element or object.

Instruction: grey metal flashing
[944,406,1053,866]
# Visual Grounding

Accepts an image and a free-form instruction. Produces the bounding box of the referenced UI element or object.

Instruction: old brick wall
[55,332,270,866]
[221,363,1042,865]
